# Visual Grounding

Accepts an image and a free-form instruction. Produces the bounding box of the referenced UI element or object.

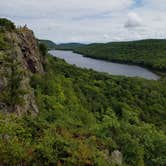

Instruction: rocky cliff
[0,20,44,114]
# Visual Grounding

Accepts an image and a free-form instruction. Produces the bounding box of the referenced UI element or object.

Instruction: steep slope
[0,19,43,114]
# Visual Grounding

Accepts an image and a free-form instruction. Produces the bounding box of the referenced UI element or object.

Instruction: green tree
[0,18,15,31]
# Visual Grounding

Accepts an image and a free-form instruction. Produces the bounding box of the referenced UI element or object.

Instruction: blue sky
[1,0,166,43]
[133,0,143,7]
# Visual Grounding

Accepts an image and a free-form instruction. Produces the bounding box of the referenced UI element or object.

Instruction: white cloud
[125,12,142,28]
[0,0,166,43]
[103,34,110,39]
[0,0,134,18]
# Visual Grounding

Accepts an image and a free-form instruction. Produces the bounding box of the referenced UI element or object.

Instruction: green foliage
[0,33,9,50]
[0,54,166,165]
[30,56,166,165]
[0,18,15,31]
[7,60,26,111]
[39,43,47,56]
[38,39,56,50]
[55,43,86,50]
[0,53,26,112]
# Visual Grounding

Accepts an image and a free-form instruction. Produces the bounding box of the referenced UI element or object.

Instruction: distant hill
[73,39,166,72]
[38,39,56,49]
[38,40,86,50]
[55,42,86,50]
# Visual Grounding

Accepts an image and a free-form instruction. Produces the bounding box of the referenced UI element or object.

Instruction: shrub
[0,18,15,31]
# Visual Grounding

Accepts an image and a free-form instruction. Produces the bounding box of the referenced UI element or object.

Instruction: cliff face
[17,27,44,74]
[0,24,44,114]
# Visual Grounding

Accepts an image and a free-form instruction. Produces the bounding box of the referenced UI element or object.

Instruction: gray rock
[0,27,44,114]
[110,150,123,165]
[103,149,123,165]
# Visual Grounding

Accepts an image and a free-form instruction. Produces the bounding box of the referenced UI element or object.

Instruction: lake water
[49,50,159,80]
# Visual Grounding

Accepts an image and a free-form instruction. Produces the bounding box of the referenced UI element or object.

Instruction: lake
[49,50,159,80]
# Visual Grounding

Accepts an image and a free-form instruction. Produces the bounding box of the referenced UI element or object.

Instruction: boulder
[110,150,123,165]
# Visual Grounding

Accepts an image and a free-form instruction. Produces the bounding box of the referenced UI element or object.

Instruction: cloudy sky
[1,0,166,43]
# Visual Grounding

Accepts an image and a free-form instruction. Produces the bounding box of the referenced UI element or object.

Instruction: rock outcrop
[110,150,123,165]
[0,23,44,114]
[103,149,123,165]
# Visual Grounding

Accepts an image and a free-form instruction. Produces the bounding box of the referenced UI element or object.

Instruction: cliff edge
[0,18,44,114]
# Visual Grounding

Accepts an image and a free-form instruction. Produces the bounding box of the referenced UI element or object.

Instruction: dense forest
[55,43,86,50]
[66,39,166,72]
[0,19,166,166]
[1,55,166,165]
[32,56,166,166]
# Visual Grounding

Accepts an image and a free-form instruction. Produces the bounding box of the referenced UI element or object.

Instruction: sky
[1,0,166,43]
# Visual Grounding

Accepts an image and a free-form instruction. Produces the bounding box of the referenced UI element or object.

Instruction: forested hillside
[38,40,85,50]
[0,19,166,166]
[38,39,56,50]
[55,43,86,50]
[73,39,166,72]
[0,55,165,165]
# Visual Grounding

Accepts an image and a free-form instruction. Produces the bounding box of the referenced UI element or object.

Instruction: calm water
[49,50,159,80]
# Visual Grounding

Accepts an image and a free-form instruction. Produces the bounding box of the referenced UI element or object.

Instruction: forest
[1,54,166,165]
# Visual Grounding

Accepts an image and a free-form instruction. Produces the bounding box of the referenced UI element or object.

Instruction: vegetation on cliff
[39,39,56,50]
[0,18,15,31]
[0,18,43,113]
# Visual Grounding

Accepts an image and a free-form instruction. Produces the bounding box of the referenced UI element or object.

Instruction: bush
[39,43,47,56]
[0,18,15,31]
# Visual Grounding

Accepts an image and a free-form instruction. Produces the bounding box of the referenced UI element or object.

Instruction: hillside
[0,19,166,166]
[38,40,85,50]
[55,43,86,50]
[38,39,56,49]
[73,39,166,72]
